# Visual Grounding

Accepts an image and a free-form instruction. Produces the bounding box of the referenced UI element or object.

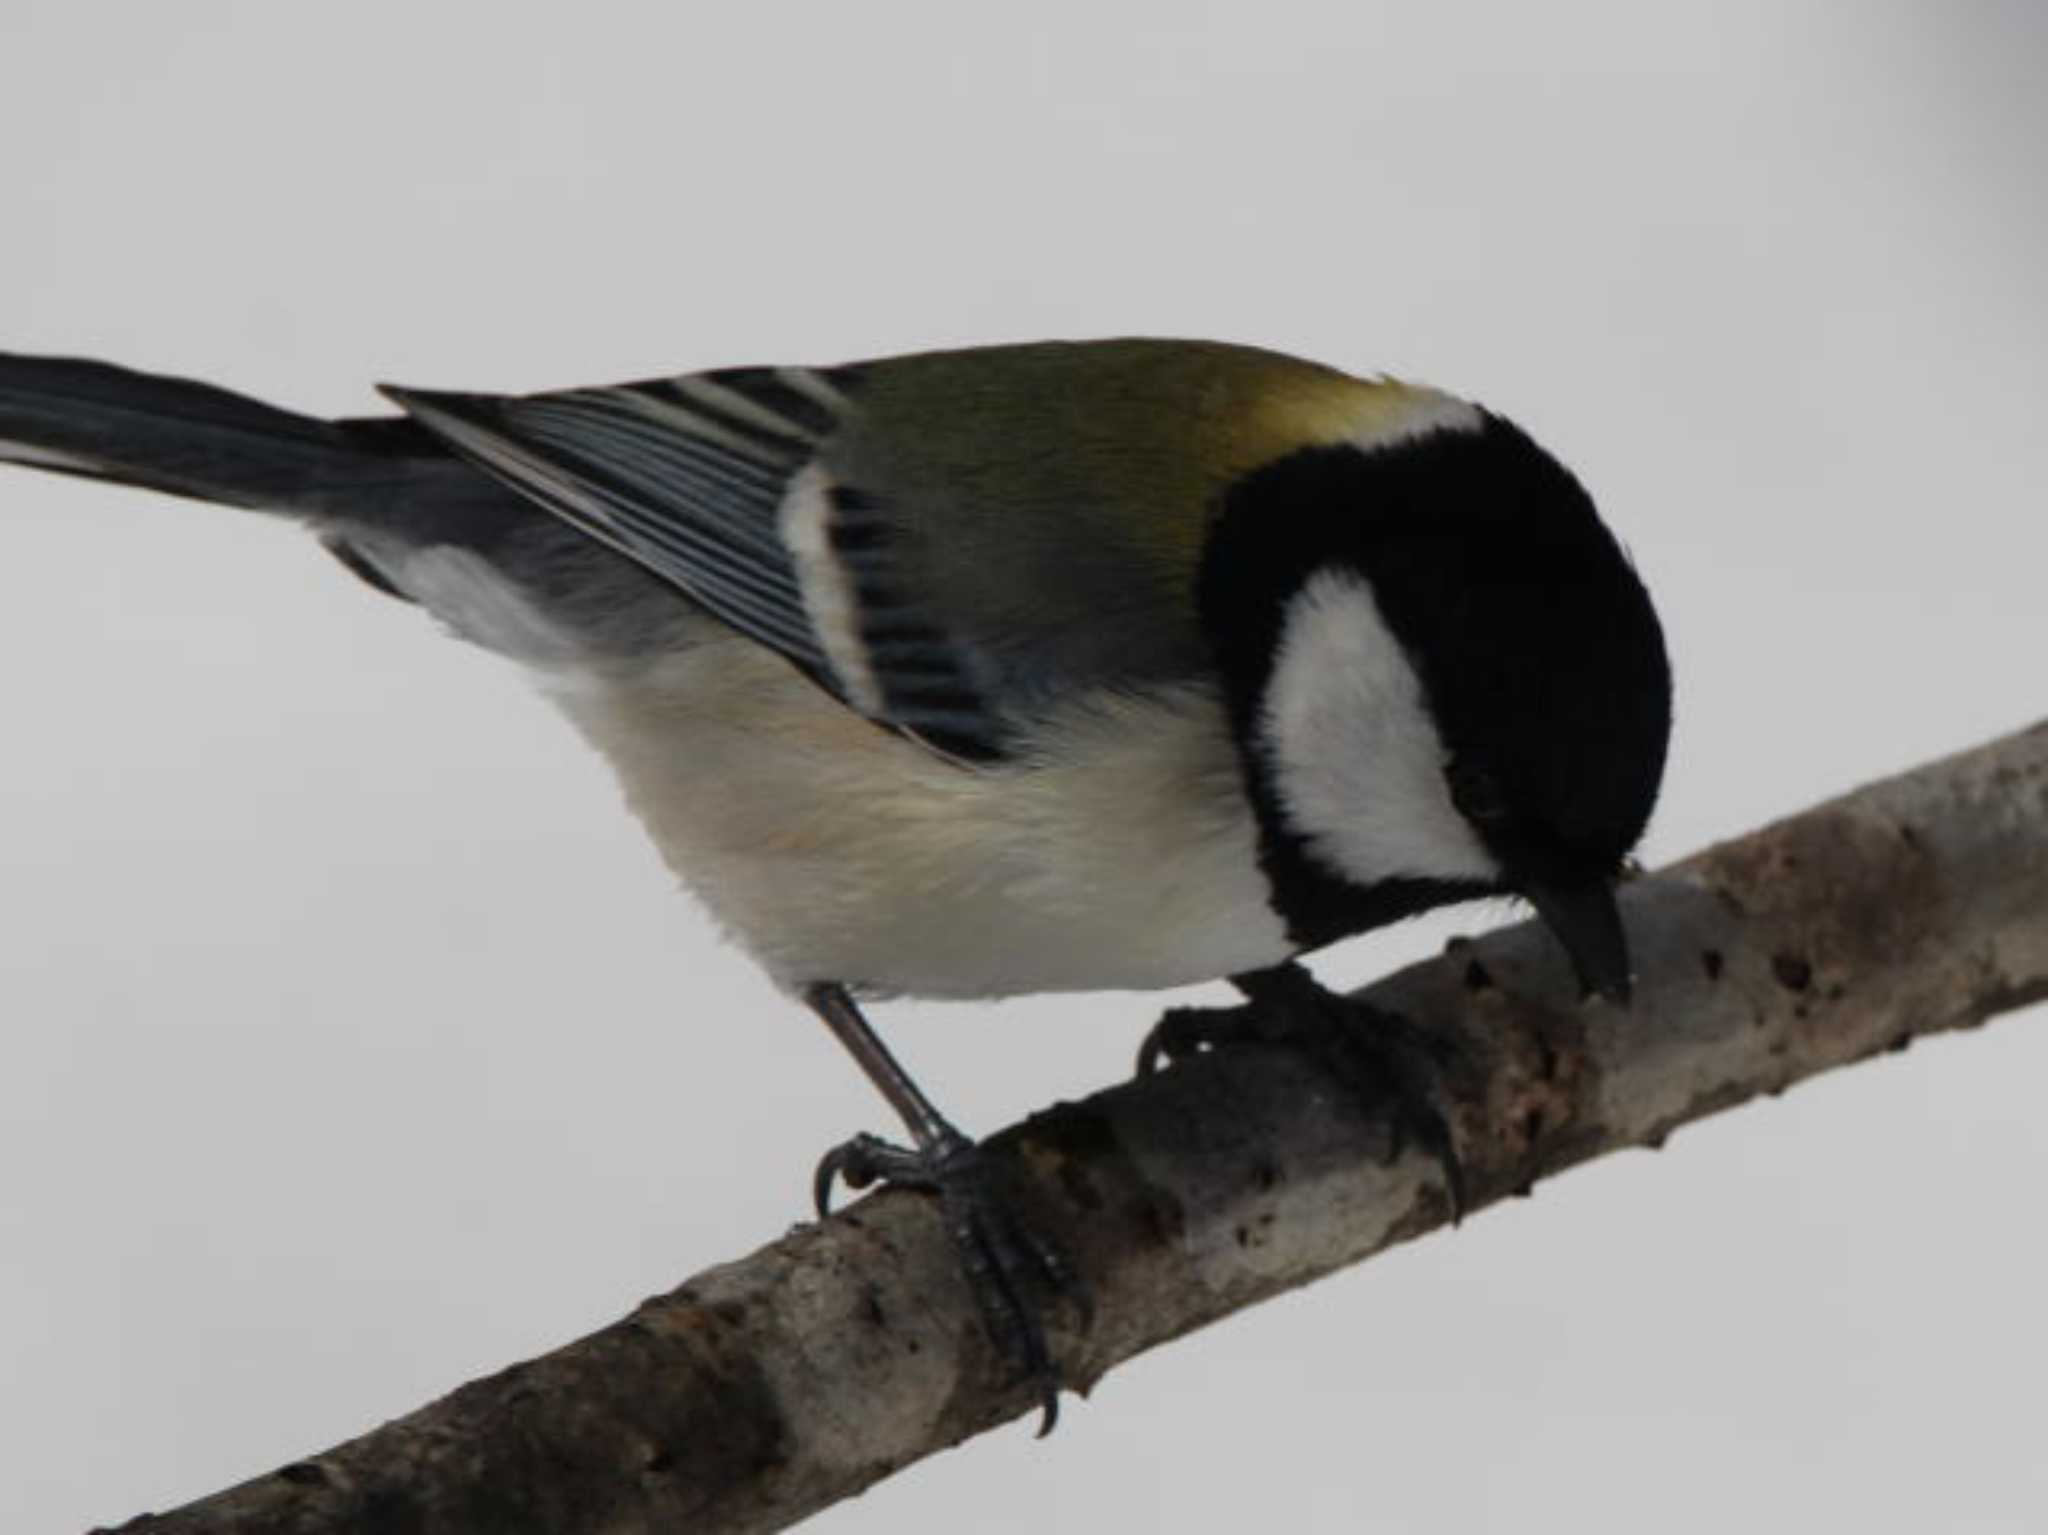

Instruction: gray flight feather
[382,368,1042,760]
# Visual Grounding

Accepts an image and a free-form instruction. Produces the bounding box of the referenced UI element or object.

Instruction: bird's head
[1201,400,1671,1002]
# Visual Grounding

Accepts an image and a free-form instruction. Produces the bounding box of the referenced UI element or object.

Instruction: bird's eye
[1446,758,1509,825]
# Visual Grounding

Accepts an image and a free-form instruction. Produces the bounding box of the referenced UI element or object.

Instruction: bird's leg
[1136,960,1468,1219]
[805,982,1076,1434]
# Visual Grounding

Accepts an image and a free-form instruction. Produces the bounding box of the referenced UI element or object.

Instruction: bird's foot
[1136,963,1469,1221]
[815,1126,1078,1434]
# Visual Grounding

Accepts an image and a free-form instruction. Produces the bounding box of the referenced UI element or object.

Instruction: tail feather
[0,353,368,511]
[0,352,513,525]
[0,352,693,653]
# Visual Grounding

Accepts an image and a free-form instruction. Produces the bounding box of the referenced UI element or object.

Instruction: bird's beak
[1524,878,1633,1005]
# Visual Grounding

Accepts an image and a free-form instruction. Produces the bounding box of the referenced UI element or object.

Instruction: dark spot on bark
[359,1486,428,1535]
[862,1289,887,1327]
[1234,1224,1251,1248]
[1057,1159,1105,1213]
[490,1359,540,1404]
[1129,1188,1187,1249]
[1772,953,1812,991]
[1643,1130,1668,1150]
[277,1462,330,1487]
[580,1299,792,1525]
[1511,1180,1535,1198]
[1521,1108,1544,1144]
[1888,1032,1914,1054]
[1252,1159,1282,1191]
[1463,957,1494,991]
[1024,1102,1132,1219]
[1701,948,1725,981]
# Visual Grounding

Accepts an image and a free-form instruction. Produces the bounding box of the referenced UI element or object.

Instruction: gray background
[4,3,2044,1530]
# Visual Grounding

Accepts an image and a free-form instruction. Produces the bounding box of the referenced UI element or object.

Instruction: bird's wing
[380,368,847,689]
[380,343,1271,761]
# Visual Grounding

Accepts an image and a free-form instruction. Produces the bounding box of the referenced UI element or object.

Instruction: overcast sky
[4,3,2045,1531]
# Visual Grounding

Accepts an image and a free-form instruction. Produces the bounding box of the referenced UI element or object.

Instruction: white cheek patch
[1261,569,1499,887]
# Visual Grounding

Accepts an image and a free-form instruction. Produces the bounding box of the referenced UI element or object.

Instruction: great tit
[0,338,1671,1428]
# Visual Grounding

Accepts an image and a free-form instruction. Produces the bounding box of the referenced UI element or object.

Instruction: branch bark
[104,720,2048,1535]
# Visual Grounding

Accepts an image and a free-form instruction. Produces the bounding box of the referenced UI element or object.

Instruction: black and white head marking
[1200,408,1671,950]
[1260,566,1500,889]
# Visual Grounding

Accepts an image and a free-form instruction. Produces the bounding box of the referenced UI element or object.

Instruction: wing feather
[381,370,1012,759]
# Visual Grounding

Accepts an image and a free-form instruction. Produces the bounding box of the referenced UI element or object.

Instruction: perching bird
[0,338,1671,1429]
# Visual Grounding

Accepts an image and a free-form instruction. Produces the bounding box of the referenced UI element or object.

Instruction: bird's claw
[814,1130,922,1216]
[1136,1003,1269,1076]
[1137,974,1469,1222]
[813,1127,1078,1434]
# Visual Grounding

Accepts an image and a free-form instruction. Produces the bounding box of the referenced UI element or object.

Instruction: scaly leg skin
[1136,960,1470,1221]
[805,983,1077,1434]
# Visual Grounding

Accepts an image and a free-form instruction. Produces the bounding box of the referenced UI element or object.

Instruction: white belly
[542,634,1295,999]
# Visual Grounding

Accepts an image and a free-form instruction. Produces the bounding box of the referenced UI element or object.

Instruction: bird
[0,337,1671,1431]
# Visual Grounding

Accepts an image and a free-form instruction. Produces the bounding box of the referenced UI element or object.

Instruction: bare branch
[103,720,2048,1535]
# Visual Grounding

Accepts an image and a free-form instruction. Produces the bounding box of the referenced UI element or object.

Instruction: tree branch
[104,720,2048,1535]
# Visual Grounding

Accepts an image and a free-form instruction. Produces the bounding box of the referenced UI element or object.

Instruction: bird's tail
[0,352,679,649]
[0,352,472,522]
